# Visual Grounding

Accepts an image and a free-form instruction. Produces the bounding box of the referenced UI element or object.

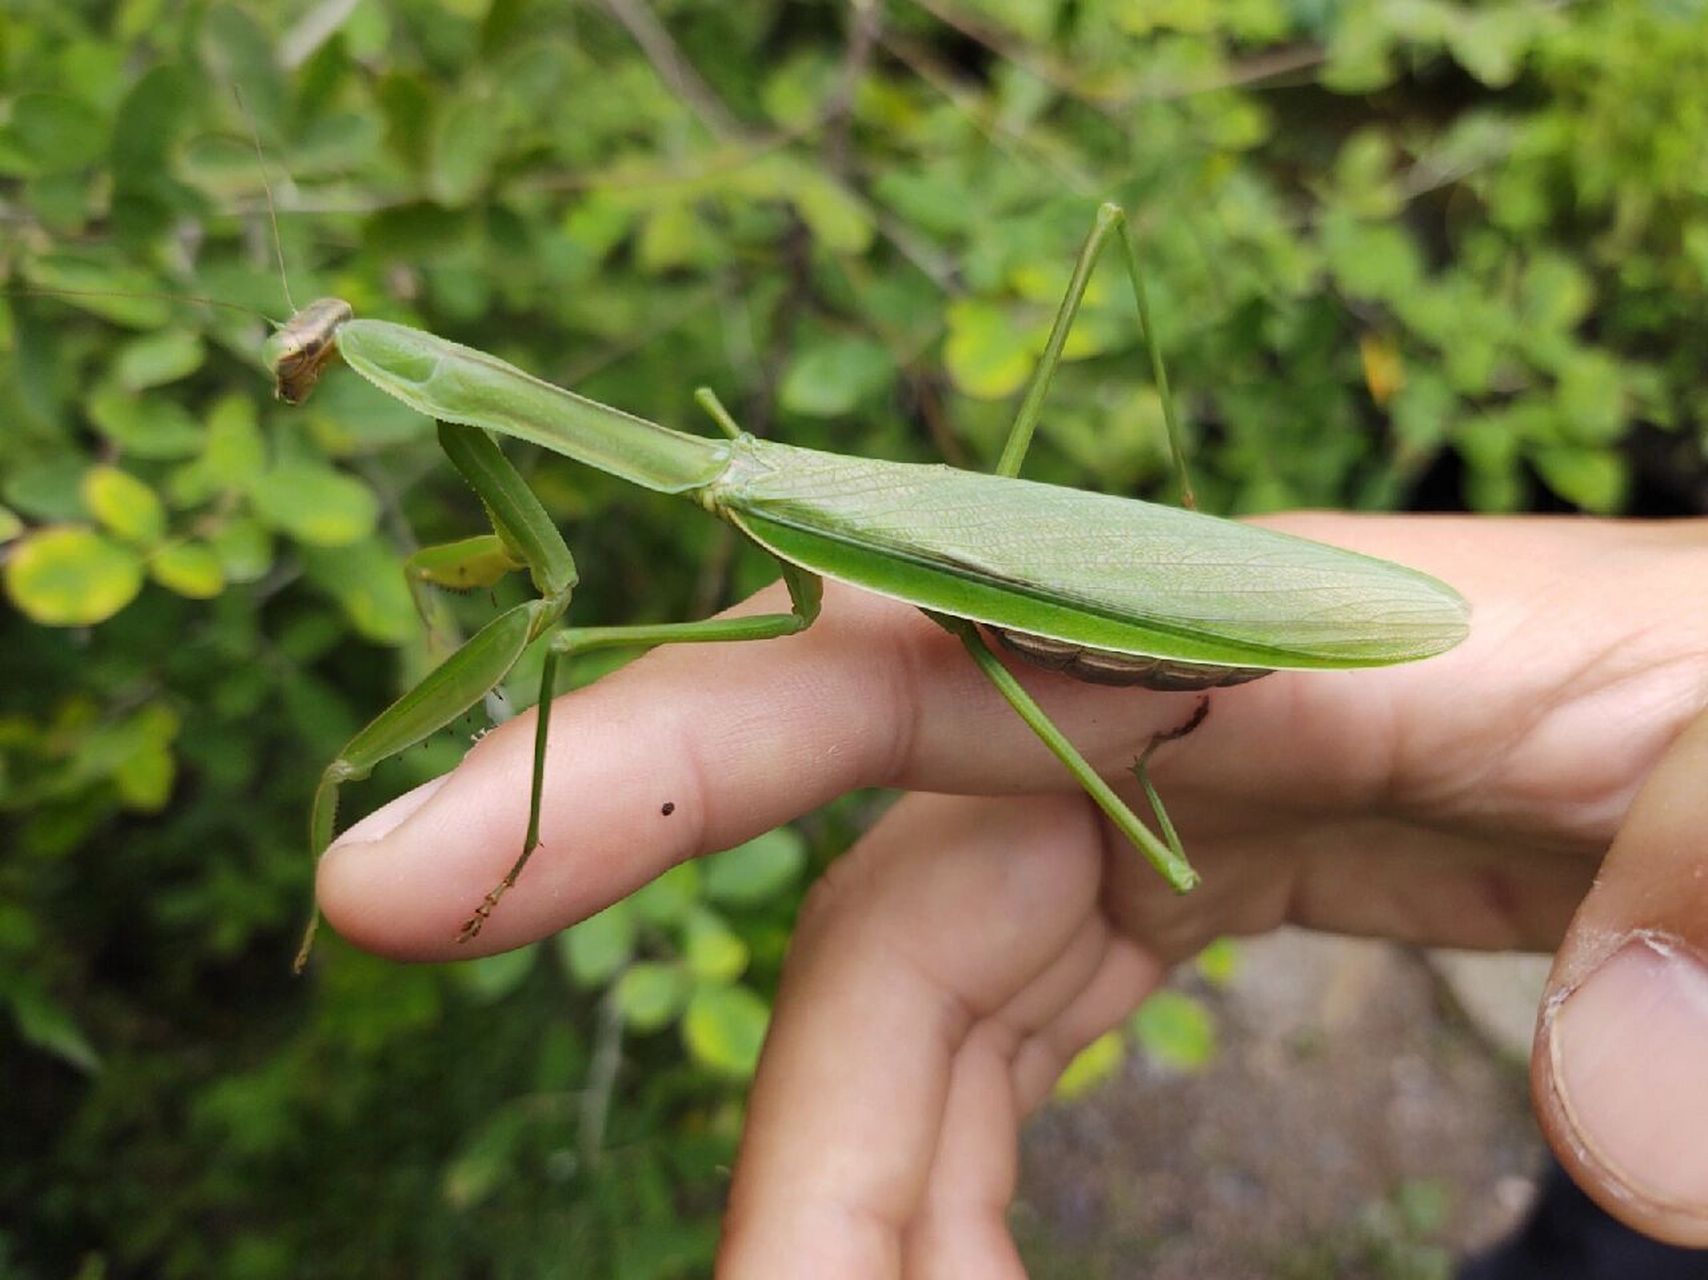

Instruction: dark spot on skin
[661,802,675,816]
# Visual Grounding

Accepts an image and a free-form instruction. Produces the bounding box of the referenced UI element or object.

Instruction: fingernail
[1548,934,1708,1212]
[328,774,450,852]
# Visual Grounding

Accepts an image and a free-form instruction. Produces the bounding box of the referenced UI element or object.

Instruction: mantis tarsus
[271,202,1469,971]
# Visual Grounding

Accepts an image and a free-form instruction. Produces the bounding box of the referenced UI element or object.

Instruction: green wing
[713,439,1468,670]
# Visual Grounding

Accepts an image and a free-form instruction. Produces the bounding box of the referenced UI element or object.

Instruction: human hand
[316,515,1708,1258]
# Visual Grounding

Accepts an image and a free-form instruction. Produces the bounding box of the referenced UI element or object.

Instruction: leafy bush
[2,0,1703,1274]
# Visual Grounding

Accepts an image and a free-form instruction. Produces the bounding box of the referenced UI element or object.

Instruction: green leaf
[1322,214,1421,300]
[1531,444,1625,514]
[299,538,418,644]
[9,981,101,1074]
[1053,1030,1125,1100]
[5,459,87,522]
[0,505,22,543]
[21,255,171,328]
[5,526,143,626]
[557,899,637,988]
[201,394,267,491]
[251,463,379,547]
[87,386,205,459]
[614,962,688,1033]
[636,203,707,275]
[1130,990,1217,1073]
[1447,8,1534,88]
[430,92,502,206]
[1557,351,1625,445]
[779,338,893,418]
[150,542,225,599]
[790,171,875,255]
[703,827,806,906]
[453,945,539,1002]
[207,517,273,584]
[630,862,701,926]
[442,1109,528,1211]
[109,63,191,182]
[681,982,769,1079]
[82,466,165,545]
[12,92,107,171]
[114,738,175,810]
[944,299,1035,400]
[112,329,206,390]
[682,908,748,984]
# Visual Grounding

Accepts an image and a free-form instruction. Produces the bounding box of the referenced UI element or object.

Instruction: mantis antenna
[232,83,297,315]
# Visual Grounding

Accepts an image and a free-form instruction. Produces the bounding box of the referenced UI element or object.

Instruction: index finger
[315,515,1689,960]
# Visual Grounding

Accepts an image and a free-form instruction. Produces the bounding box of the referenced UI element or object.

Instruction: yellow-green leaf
[114,740,175,810]
[1194,938,1240,988]
[5,526,143,626]
[944,299,1034,400]
[682,983,769,1079]
[82,466,165,545]
[1053,1030,1125,1100]
[636,202,706,275]
[683,908,749,984]
[614,963,688,1033]
[790,171,875,255]
[0,505,21,543]
[150,542,225,598]
[1130,990,1217,1073]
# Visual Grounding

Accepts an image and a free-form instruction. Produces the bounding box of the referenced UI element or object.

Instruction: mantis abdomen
[987,628,1272,689]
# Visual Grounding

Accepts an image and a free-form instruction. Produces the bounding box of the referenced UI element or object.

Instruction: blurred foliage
[2,0,1706,1274]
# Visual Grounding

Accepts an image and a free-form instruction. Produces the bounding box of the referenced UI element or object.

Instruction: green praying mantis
[270,202,1470,971]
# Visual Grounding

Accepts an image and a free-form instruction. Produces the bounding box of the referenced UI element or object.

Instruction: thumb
[1534,703,1708,1245]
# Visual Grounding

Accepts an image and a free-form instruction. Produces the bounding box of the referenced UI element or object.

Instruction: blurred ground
[1016,931,1554,1279]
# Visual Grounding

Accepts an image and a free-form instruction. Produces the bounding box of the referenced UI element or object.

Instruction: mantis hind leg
[454,560,825,943]
[994,202,1194,508]
[937,613,1200,892]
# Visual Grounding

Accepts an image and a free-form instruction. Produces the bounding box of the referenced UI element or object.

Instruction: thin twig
[597,0,742,139]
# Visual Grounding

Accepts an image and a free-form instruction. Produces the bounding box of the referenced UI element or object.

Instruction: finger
[717,791,1107,1277]
[1533,705,1708,1245]
[902,934,1159,1278]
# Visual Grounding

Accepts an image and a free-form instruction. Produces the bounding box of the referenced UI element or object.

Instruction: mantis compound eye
[264,297,354,404]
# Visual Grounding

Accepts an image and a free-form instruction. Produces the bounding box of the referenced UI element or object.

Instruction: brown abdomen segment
[988,627,1273,691]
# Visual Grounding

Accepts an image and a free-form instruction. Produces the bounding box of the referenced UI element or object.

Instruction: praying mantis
[274,202,1470,970]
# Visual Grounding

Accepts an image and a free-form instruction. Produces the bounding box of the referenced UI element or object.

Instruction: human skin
[315,515,1708,1273]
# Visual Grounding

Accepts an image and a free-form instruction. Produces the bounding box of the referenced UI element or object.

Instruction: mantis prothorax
[271,202,1469,970]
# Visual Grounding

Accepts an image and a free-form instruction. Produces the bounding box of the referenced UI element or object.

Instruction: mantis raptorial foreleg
[294,422,578,970]
[455,559,824,942]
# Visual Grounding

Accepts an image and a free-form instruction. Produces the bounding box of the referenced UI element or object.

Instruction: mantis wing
[715,439,1468,670]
